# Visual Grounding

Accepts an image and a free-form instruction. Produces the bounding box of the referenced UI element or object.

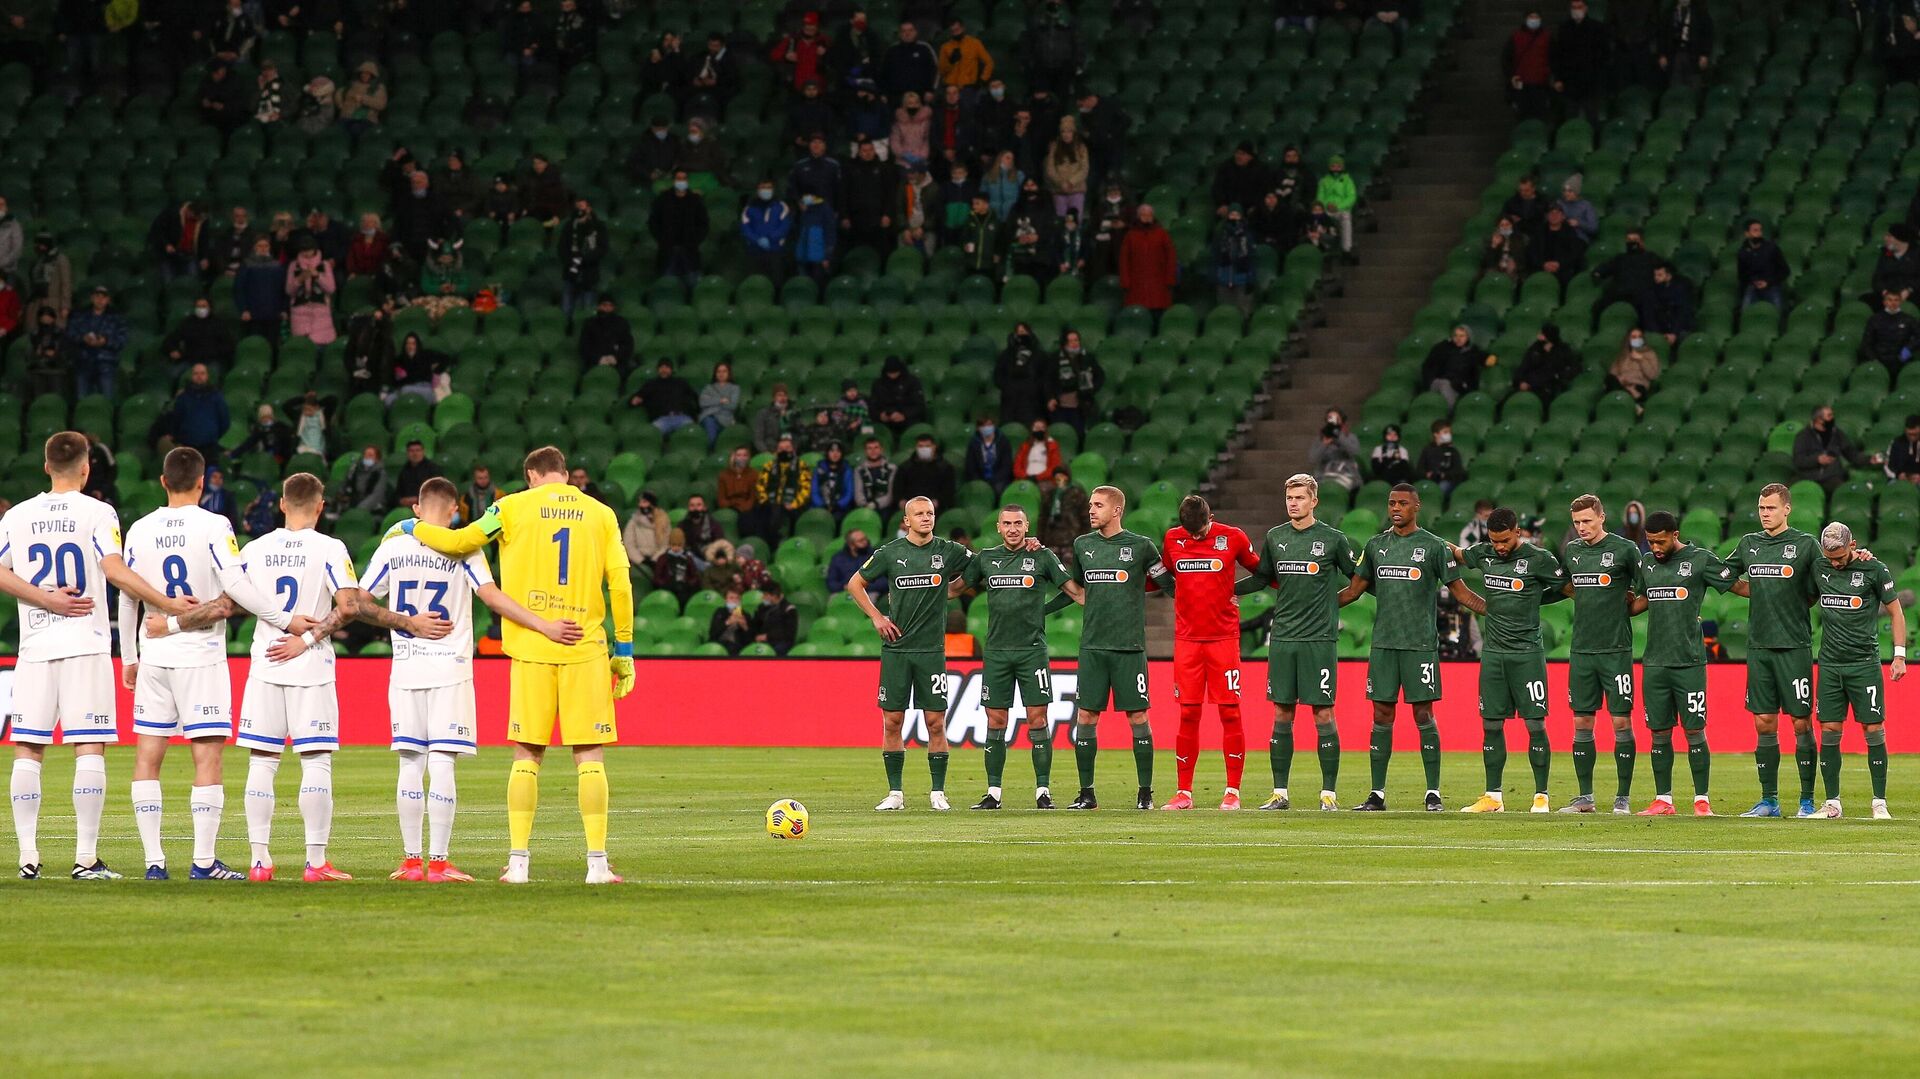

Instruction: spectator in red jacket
[1505,11,1553,122]
[346,212,390,277]
[1118,203,1178,319]
[1013,419,1064,484]
[770,12,831,92]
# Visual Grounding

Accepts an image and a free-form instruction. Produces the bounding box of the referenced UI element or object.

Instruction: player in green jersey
[1453,507,1567,814]
[1058,485,1170,811]
[1626,512,1737,816]
[1723,483,1822,818]
[1808,523,1906,819]
[848,496,975,811]
[1556,493,1643,814]
[1340,483,1486,812]
[1234,474,1361,811]
[955,505,1079,809]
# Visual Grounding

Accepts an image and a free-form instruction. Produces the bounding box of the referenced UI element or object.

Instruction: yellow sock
[577,761,609,853]
[507,760,540,852]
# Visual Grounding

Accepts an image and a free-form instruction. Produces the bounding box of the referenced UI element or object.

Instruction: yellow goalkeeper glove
[610,651,635,700]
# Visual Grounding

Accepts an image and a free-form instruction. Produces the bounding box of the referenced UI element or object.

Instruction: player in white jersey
[119,447,319,880]
[1,433,191,880]
[339,477,581,882]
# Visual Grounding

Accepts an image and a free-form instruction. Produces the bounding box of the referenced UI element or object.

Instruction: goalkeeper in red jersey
[1160,495,1261,810]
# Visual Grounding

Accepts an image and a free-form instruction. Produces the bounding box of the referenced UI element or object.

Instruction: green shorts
[982,647,1053,709]
[1268,639,1338,707]
[1480,650,1549,720]
[1818,661,1886,725]
[1076,649,1150,713]
[1569,650,1635,715]
[877,651,950,712]
[1746,646,1813,718]
[1366,647,1441,704]
[1643,665,1708,731]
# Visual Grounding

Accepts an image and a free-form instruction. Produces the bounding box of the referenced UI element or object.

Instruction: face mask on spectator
[757,187,773,200]
[990,86,1004,100]
[1526,16,1541,28]
[674,180,689,192]
[1630,335,1646,349]
[687,132,703,145]
[916,446,935,461]
[194,305,210,319]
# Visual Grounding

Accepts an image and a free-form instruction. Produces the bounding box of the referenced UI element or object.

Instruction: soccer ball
[766,799,809,840]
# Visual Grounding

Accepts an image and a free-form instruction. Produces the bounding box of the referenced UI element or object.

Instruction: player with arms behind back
[848,495,975,811]
[354,476,583,882]
[1159,494,1259,811]
[404,446,634,884]
[2,432,191,880]
[1557,493,1642,814]
[1723,483,1822,818]
[1808,523,1906,819]
[1626,512,1736,816]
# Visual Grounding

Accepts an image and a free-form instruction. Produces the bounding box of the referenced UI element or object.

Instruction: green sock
[1416,717,1441,791]
[1614,728,1637,799]
[883,750,905,792]
[1270,719,1295,790]
[1867,728,1889,800]
[1030,728,1053,789]
[1795,731,1817,801]
[1755,737,1780,799]
[1650,729,1674,797]
[1481,719,1506,792]
[1131,724,1154,789]
[1074,723,1098,789]
[1525,719,1551,794]
[984,730,1007,788]
[1317,720,1341,791]
[928,752,949,793]
[1686,729,1710,798]
[1572,728,1596,796]
[1368,722,1393,792]
[1820,733,1842,801]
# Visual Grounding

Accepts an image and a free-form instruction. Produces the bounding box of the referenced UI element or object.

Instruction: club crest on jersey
[1601,552,1615,567]
[1119,547,1134,562]
[1310,541,1326,556]
[1853,571,1865,587]
[1679,561,1692,576]
[1021,557,1035,572]
[1784,544,1797,559]
[1412,548,1426,562]
[1214,534,1228,550]
[931,554,945,570]
[1515,558,1529,574]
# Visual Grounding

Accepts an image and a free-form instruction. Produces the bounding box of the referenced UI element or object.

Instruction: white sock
[246,755,281,866]
[1656,794,1674,804]
[987,785,1002,800]
[396,750,426,857]
[190,785,223,868]
[427,751,458,861]
[131,778,164,868]
[300,752,334,866]
[72,755,107,866]
[1225,787,1239,797]
[1486,790,1503,802]
[11,758,42,865]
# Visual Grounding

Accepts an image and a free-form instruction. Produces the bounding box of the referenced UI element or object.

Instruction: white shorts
[132,663,233,741]
[389,681,478,756]
[6,655,116,745]
[236,674,339,755]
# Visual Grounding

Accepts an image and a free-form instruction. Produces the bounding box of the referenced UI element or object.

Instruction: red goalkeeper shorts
[1173,639,1243,705]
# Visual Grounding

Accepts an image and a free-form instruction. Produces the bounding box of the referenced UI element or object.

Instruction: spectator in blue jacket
[824,529,884,596]
[810,440,856,520]
[64,285,129,399]
[740,179,794,287]
[164,363,232,459]
[794,194,838,284]
[232,235,287,335]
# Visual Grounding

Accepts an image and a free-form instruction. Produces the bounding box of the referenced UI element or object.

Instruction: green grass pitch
[4,745,1919,1076]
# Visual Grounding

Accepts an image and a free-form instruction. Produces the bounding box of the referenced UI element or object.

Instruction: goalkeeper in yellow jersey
[402,446,635,884]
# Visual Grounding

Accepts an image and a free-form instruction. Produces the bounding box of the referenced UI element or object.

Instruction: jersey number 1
[551,527,571,585]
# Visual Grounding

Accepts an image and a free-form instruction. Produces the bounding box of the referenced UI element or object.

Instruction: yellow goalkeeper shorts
[507,658,618,746]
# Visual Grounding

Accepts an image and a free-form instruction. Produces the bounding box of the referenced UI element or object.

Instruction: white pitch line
[604,878,1920,888]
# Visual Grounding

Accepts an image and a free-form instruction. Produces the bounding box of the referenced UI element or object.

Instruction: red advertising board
[9,658,1913,752]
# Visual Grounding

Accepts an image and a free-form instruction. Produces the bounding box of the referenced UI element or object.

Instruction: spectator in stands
[632,360,699,434]
[579,297,634,371]
[1461,499,1496,547]
[1045,118,1090,221]
[24,233,70,329]
[346,213,389,278]
[772,13,831,93]
[415,242,471,322]
[149,200,210,284]
[707,589,755,655]
[676,119,732,188]
[1506,10,1554,121]
[930,83,977,169]
[335,60,388,134]
[1085,182,1129,278]
[1589,227,1657,325]
[1055,209,1088,280]
[1550,0,1611,123]
[559,196,610,324]
[1370,424,1413,483]
[1637,262,1696,345]
[753,383,797,453]
[832,379,870,436]
[696,362,742,447]
[957,193,1001,277]
[66,285,127,399]
[550,0,596,67]
[881,20,937,103]
[871,354,927,433]
[1005,180,1057,282]
[890,90,932,167]
[1657,0,1714,86]
[1418,419,1468,495]
[200,467,240,532]
[291,394,330,460]
[1864,290,1920,374]
[1607,328,1661,404]
[648,173,707,292]
[462,465,498,525]
[896,432,957,509]
[1885,415,1920,483]
[717,445,760,517]
[1214,204,1256,315]
[1617,500,1651,552]
[1514,323,1577,400]
[162,297,236,381]
[964,416,1013,497]
[285,243,337,347]
[1049,328,1103,433]
[622,490,671,570]
[794,193,839,283]
[207,206,255,280]
[799,407,841,455]
[686,32,742,118]
[437,150,484,222]
[995,323,1050,428]
[681,493,727,559]
[788,133,843,208]
[1310,420,1362,493]
[161,363,229,459]
[395,171,456,261]
[298,208,351,270]
[483,174,520,241]
[295,75,337,134]
[755,435,812,539]
[1871,225,1920,306]
[343,305,396,395]
[1421,325,1487,406]
[1736,218,1790,309]
[1555,175,1599,241]
[941,161,982,246]
[25,307,64,399]
[703,550,748,606]
[1119,203,1177,320]
[843,137,902,256]
[1315,156,1357,254]
[1248,189,1298,254]
[1041,466,1088,559]
[1501,174,1548,240]
[1021,0,1082,97]
[939,17,993,92]
[197,60,249,134]
[826,530,880,596]
[901,162,941,253]
[1887,11,1920,84]
[630,117,680,185]
[1211,142,1270,219]
[639,31,687,99]
[1014,419,1063,485]
[754,580,799,655]
[394,440,444,509]
[982,149,1024,220]
[827,9,882,92]
[1481,215,1529,287]
[741,178,794,286]
[810,441,856,520]
[653,529,703,606]
[343,445,393,514]
[521,153,570,227]
[1794,404,1883,492]
[1533,205,1588,287]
